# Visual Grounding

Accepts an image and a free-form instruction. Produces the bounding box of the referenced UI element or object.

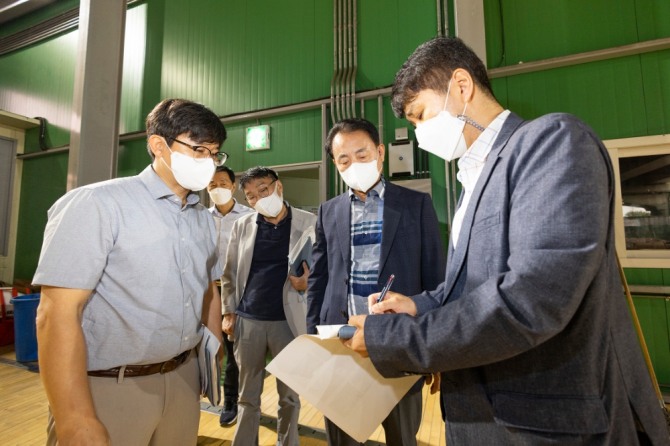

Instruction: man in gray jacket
[221,166,316,446]
[345,37,669,445]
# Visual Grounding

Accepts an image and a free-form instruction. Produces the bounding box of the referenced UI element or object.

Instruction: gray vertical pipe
[320,103,329,204]
[351,0,358,117]
[67,0,126,190]
[342,0,350,119]
[336,0,344,121]
[443,0,449,36]
[377,95,384,146]
[436,0,443,35]
[330,0,339,124]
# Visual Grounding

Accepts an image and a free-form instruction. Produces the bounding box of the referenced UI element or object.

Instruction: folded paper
[198,325,221,406]
[266,333,419,442]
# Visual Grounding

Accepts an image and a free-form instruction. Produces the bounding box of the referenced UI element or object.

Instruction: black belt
[87,350,191,378]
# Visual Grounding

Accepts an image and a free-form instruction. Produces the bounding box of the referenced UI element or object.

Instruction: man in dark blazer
[306,117,446,446]
[344,37,669,445]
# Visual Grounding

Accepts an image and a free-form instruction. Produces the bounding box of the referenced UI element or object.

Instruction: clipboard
[197,325,222,406]
[288,231,314,276]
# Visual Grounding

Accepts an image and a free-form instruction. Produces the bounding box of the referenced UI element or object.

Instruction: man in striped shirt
[307,118,446,446]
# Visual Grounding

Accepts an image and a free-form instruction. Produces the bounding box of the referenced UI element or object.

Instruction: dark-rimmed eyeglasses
[244,179,277,204]
[170,137,229,166]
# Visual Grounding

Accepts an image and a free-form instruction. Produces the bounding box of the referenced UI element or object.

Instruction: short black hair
[239,166,279,190]
[391,37,495,118]
[214,165,236,184]
[324,118,380,159]
[145,98,227,160]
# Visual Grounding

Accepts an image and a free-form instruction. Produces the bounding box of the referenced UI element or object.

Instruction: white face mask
[414,81,468,162]
[254,185,284,218]
[208,187,233,205]
[163,146,215,191]
[339,159,381,192]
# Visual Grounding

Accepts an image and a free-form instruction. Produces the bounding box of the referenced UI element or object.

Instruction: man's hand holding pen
[367,290,418,316]
[343,287,440,394]
[343,285,418,357]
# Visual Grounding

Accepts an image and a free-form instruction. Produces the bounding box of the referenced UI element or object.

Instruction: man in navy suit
[306,117,446,446]
[345,37,669,445]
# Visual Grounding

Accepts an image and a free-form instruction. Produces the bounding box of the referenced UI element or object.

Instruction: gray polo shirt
[209,200,253,262]
[33,165,222,370]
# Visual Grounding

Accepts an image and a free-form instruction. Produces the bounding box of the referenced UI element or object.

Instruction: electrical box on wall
[388,141,414,177]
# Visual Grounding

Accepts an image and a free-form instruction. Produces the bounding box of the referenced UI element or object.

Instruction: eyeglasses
[170,137,229,166]
[244,179,276,204]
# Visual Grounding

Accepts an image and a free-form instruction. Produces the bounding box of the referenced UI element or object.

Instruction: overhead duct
[0,0,140,57]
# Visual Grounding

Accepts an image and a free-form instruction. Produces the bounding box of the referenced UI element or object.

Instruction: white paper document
[266,333,420,442]
[315,324,346,339]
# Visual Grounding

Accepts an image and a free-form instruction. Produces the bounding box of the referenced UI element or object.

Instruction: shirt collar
[255,202,292,225]
[348,175,386,201]
[139,165,200,206]
[457,109,511,170]
[209,199,244,217]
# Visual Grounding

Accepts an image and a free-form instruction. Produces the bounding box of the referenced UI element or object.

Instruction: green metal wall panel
[503,57,650,140]
[160,0,332,115]
[493,0,640,65]
[357,0,437,91]
[13,154,68,281]
[0,32,78,149]
[635,0,670,41]
[625,268,665,286]
[632,296,670,389]
[640,50,670,136]
[117,139,152,178]
[223,109,323,171]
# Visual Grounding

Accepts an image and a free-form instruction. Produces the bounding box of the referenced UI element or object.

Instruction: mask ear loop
[159,137,175,172]
[442,79,453,111]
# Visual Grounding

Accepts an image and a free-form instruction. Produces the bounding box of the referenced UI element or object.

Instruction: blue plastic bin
[10,293,40,362]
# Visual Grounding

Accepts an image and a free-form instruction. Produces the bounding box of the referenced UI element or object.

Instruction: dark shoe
[219,401,238,426]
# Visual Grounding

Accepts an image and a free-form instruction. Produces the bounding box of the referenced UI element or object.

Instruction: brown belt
[87,350,191,378]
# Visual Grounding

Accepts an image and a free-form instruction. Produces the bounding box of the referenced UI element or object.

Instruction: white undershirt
[451,110,511,248]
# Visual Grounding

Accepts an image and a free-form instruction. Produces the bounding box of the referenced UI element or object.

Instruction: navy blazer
[364,113,669,444]
[306,181,446,334]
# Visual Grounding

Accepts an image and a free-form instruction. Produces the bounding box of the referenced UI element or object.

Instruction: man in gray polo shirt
[206,164,253,426]
[33,98,227,445]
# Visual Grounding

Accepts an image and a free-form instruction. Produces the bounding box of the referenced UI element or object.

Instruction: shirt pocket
[471,211,500,236]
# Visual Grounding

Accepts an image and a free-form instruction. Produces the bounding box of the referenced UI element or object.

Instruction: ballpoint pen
[376,274,395,304]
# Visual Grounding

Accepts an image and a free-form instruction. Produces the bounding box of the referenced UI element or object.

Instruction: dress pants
[233,316,300,446]
[47,351,200,446]
[223,334,239,403]
[324,386,422,446]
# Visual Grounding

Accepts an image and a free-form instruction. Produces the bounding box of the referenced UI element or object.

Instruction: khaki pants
[47,351,200,446]
[232,317,300,446]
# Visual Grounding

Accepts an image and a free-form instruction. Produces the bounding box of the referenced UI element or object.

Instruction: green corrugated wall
[1,0,670,383]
